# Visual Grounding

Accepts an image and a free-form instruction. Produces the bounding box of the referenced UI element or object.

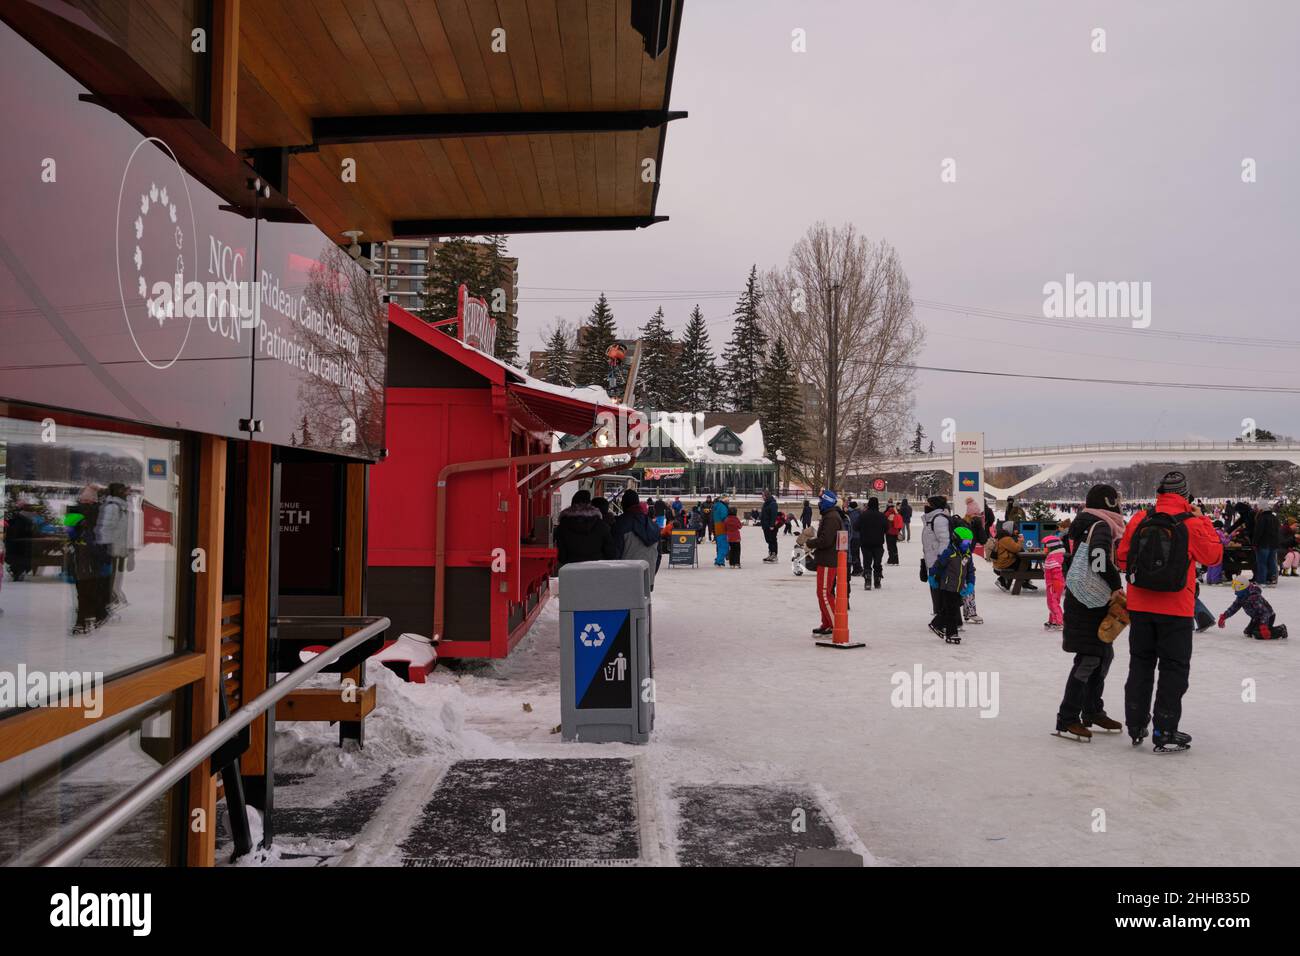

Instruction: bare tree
[759,222,924,490]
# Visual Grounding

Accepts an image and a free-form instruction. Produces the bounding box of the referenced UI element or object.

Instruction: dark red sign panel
[0,21,385,461]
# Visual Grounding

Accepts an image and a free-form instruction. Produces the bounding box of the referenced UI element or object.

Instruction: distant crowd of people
[4,484,135,635]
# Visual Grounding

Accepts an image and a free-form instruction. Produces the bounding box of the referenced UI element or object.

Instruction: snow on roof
[460,335,636,415]
[647,411,773,465]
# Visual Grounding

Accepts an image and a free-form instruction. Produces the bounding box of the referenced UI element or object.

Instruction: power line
[914,299,1300,350]
[887,361,1300,395]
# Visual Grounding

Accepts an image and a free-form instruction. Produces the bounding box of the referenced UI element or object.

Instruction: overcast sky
[509,0,1300,452]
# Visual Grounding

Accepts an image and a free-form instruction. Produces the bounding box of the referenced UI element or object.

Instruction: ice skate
[1083,713,1122,733]
[1128,726,1148,747]
[929,622,945,639]
[1152,729,1191,753]
[1053,719,1092,742]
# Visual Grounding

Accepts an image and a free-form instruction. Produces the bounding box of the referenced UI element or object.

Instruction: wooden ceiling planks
[463,0,524,109]
[556,0,593,111]
[374,0,451,111]
[237,0,681,238]
[585,0,618,110]
[495,0,546,111]
[434,0,499,110]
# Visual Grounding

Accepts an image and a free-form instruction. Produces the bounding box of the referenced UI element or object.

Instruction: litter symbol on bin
[580,622,607,648]
[603,652,628,682]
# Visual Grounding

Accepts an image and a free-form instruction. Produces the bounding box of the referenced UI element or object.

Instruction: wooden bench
[997,550,1046,595]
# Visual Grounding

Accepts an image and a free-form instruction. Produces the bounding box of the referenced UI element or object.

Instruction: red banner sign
[141,499,173,545]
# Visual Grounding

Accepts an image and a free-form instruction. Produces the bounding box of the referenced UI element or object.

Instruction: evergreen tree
[574,293,619,389]
[1222,427,1298,499]
[758,336,805,471]
[421,238,490,336]
[483,234,519,365]
[636,307,680,410]
[541,326,574,386]
[910,422,926,453]
[721,265,768,411]
[679,305,719,411]
[928,440,935,454]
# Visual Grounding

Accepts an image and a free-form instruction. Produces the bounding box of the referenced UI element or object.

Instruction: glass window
[0,690,183,866]
[62,1,207,119]
[1,404,187,684]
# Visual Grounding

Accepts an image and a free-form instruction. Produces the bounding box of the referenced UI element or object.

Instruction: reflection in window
[63,0,207,118]
[1,408,185,686]
[0,691,182,865]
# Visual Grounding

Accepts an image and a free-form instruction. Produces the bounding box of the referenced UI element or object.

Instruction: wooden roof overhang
[237,0,687,243]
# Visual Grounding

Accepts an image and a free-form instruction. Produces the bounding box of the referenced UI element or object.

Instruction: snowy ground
[249,522,1299,867]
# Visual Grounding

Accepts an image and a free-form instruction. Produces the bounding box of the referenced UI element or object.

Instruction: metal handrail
[32,615,390,867]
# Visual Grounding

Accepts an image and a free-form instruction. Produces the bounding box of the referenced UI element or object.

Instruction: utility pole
[825,280,840,491]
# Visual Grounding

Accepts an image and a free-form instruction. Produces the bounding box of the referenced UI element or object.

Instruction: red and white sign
[141,499,173,545]
[644,467,685,480]
[872,478,887,492]
[458,283,497,354]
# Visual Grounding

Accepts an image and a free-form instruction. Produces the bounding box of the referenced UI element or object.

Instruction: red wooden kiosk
[368,302,641,659]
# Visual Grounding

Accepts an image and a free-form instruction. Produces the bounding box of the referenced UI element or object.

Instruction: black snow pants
[1058,644,1115,724]
[1124,611,1194,735]
[863,544,883,586]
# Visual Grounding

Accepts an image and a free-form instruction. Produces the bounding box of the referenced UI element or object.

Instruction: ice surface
[246,522,1299,866]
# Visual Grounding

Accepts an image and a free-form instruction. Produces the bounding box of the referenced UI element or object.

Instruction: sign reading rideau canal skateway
[0,36,386,460]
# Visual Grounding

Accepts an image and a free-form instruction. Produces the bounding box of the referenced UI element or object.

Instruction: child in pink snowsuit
[1042,534,1066,629]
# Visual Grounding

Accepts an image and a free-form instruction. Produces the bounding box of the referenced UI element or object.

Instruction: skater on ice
[858,497,886,590]
[1118,471,1223,753]
[921,495,954,636]
[1218,571,1288,640]
[809,489,844,637]
[1042,534,1066,631]
[932,524,974,644]
[1054,484,1127,742]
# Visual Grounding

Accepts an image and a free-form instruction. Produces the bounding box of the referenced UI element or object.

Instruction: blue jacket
[712,500,729,529]
[760,496,778,530]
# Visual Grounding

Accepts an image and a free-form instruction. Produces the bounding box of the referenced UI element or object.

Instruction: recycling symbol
[579,622,607,648]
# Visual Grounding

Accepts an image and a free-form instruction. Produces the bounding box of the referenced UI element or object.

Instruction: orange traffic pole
[833,547,850,644]
[817,527,865,649]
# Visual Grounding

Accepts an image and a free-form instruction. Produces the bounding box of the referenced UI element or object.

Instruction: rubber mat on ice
[672,784,846,867]
[399,758,640,866]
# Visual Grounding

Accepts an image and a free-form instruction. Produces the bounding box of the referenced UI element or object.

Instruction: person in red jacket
[1117,471,1223,752]
[723,506,743,567]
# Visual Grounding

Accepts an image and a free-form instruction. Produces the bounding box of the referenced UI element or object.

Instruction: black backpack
[1125,508,1191,592]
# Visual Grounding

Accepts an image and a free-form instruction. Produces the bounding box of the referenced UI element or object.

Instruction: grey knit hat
[1157,470,1190,499]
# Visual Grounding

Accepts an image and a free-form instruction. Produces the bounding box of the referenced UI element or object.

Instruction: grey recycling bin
[559,560,654,744]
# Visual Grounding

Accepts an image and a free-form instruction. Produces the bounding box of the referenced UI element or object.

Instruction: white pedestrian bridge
[860,440,1300,499]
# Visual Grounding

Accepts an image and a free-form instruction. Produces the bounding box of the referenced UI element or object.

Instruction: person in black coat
[1056,483,1126,738]
[846,500,862,575]
[759,490,780,561]
[1225,501,1255,541]
[555,489,617,567]
[1252,506,1282,584]
[857,497,887,589]
[800,499,813,531]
